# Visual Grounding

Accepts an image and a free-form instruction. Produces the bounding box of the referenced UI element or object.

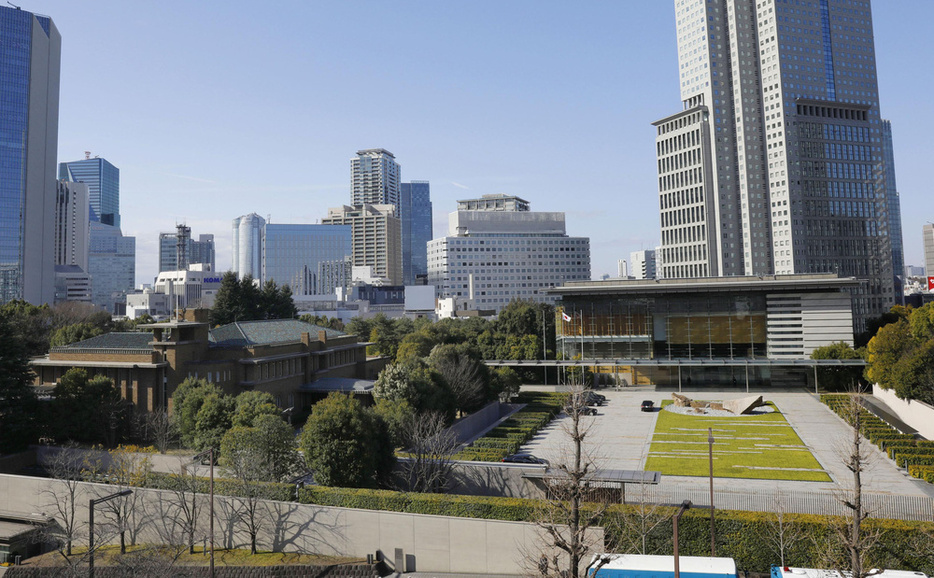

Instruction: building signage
[929,277,934,291]
[203,277,222,284]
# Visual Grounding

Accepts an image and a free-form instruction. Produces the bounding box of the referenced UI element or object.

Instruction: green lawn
[643,401,831,482]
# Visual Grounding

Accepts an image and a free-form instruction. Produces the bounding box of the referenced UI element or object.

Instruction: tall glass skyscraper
[59,157,121,227]
[232,213,265,279]
[881,120,904,300]
[655,0,893,332]
[0,6,61,305]
[400,181,432,285]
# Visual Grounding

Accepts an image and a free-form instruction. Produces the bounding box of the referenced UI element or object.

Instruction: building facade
[924,224,934,279]
[158,225,215,273]
[630,250,657,280]
[322,204,402,285]
[262,224,352,295]
[59,156,120,228]
[655,0,893,333]
[54,180,89,272]
[153,264,221,311]
[882,119,904,299]
[400,181,432,285]
[88,221,135,314]
[550,274,856,388]
[351,149,401,210]
[232,213,265,280]
[427,195,591,313]
[30,317,386,414]
[0,6,61,305]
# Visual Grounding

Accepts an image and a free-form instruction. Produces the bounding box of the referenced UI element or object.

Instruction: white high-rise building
[427,195,590,313]
[655,0,893,332]
[232,213,265,280]
[351,149,401,211]
[630,250,656,280]
[322,204,402,285]
[924,224,934,279]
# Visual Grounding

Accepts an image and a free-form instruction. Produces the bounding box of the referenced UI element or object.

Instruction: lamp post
[190,448,215,578]
[708,427,716,556]
[88,489,132,578]
[672,500,692,578]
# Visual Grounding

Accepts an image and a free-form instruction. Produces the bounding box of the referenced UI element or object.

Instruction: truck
[589,554,738,578]
[770,567,928,578]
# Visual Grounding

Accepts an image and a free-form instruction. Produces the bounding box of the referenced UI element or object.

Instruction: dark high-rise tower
[655,0,893,332]
[400,181,432,285]
[0,6,61,305]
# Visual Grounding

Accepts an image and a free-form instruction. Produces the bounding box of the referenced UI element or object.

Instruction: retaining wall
[872,384,934,440]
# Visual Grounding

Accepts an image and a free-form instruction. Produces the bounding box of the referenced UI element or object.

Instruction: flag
[562,312,572,322]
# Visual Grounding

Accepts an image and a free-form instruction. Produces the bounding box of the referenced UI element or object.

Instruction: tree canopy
[866,303,934,404]
[0,313,38,453]
[298,393,394,488]
[210,272,296,326]
[52,368,126,446]
[810,341,866,392]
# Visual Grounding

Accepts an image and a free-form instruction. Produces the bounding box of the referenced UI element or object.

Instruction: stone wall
[872,384,934,440]
[0,474,602,575]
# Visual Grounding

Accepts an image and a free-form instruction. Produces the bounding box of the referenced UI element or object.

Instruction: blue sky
[25,1,934,285]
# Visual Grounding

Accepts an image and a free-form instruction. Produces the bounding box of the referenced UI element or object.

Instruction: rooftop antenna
[267,214,271,224]
[84,151,91,160]
[7,2,22,9]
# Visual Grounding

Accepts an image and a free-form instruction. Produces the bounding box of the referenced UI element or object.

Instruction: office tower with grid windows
[159,226,215,273]
[262,224,352,295]
[0,6,61,305]
[322,204,402,285]
[655,0,893,332]
[630,250,657,280]
[881,119,904,299]
[427,195,590,314]
[59,156,120,228]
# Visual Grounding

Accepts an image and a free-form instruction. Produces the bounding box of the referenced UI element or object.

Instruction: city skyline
[20,1,934,287]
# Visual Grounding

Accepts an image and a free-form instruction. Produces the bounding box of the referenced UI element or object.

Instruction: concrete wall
[0,473,601,575]
[873,384,934,440]
[446,401,520,445]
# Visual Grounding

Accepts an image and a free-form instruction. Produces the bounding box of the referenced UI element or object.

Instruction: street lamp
[708,427,716,556]
[190,448,215,578]
[672,500,692,578]
[88,489,132,578]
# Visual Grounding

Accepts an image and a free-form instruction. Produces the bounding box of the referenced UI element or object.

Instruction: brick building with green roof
[30,314,386,415]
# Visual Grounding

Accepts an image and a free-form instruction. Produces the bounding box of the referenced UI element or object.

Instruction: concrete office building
[158,225,215,273]
[88,221,135,314]
[630,250,657,280]
[427,194,590,313]
[655,0,893,333]
[53,180,91,304]
[549,274,857,389]
[351,149,401,210]
[322,204,402,285]
[153,264,222,311]
[232,213,265,280]
[924,224,934,279]
[262,224,352,295]
[59,156,120,228]
[400,181,432,285]
[0,6,61,305]
[882,120,904,297]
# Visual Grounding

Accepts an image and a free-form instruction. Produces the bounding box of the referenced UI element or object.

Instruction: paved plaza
[518,388,934,518]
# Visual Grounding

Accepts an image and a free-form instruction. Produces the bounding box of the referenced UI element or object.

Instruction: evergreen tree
[0,314,38,453]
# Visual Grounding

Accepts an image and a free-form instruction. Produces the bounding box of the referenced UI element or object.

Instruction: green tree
[428,343,491,415]
[49,322,105,347]
[210,272,245,326]
[865,303,934,405]
[810,342,866,392]
[299,393,394,488]
[52,368,126,446]
[373,359,454,419]
[212,273,295,325]
[171,377,221,447]
[0,313,38,453]
[231,390,278,428]
[193,392,235,451]
[0,299,54,357]
[372,398,415,449]
[221,414,301,484]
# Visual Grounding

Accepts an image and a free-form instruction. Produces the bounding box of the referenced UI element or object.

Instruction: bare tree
[97,446,154,554]
[223,449,272,555]
[765,488,804,567]
[607,482,671,555]
[40,444,101,557]
[532,386,608,578]
[140,408,177,454]
[402,411,459,493]
[820,394,881,578]
[152,459,204,555]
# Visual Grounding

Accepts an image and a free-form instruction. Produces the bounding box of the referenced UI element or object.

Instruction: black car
[583,391,606,406]
[580,406,598,416]
[502,453,549,465]
[641,400,655,412]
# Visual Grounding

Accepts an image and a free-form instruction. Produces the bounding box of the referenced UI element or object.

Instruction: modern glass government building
[547,274,860,389]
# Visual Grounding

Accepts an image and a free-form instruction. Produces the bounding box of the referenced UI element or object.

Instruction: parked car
[641,400,655,412]
[581,406,598,416]
[502,453,549,465]
[583,391,606,406]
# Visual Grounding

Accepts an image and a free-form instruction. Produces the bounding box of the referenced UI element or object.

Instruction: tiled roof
[209,319,345,348]
[53,332,153,351]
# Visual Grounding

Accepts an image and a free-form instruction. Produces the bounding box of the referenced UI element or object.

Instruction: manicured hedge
[453,391,568,462]
[908,465,934,483]
[821,394,934,485]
